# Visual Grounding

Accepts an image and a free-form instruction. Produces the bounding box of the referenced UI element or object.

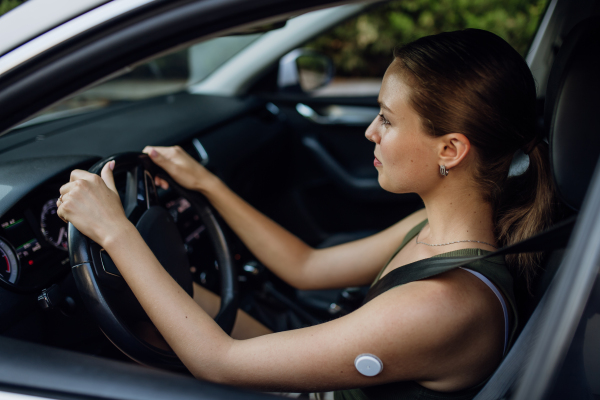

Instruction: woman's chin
[377,176,413,195]
[377,176,396,193]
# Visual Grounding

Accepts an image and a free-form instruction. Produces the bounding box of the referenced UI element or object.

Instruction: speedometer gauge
[0,237,19,284]
[40,199,68,251]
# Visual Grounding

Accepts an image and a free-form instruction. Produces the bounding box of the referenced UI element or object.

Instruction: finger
[101,161,117,193]
[59,182,76,196]
[57,210,68,224]
[143,146,160,158]
[144,146,170,167]
[56,193,65,208]
[154,176,170,190]
[69,169,94,182]
[56,199,68,223]
[142,145,165,155]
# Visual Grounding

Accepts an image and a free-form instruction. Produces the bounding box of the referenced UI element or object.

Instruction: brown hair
[393,29,555,285]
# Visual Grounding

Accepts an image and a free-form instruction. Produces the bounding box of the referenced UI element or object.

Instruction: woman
[56,29,555,399]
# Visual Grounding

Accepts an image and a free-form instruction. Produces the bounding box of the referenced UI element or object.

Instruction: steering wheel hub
[135,206,193,296]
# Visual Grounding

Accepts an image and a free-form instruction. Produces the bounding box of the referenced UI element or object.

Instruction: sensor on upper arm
[354,354,383,377]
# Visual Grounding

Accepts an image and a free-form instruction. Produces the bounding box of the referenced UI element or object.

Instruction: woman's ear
[437,133,471,170]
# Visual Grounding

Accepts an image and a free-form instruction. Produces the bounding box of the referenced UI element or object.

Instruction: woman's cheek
[385,150,432,193]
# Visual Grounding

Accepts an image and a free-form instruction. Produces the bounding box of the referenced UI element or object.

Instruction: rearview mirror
[278,49,334,93]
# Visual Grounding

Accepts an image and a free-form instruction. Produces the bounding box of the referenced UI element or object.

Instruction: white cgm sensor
[354,354,383,377]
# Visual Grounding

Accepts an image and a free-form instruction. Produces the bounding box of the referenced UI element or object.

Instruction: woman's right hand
[142,146,217,192]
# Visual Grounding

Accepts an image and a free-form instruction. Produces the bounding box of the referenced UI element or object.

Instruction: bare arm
[193,282,271,340]
[143,145,426,290]
[57,165,503,392]
[108,238,493,392]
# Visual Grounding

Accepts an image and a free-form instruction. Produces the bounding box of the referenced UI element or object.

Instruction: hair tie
[523,136,544,155]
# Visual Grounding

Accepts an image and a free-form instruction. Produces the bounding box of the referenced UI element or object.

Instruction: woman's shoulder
[358,269,505,390]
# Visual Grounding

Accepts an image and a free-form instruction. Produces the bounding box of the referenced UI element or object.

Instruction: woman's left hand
[57,161,132,247]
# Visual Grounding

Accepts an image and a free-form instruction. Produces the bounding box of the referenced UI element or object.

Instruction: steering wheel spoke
[123,166,159,224]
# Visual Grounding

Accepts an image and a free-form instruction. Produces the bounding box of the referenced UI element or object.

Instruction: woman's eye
[378,114,390,126]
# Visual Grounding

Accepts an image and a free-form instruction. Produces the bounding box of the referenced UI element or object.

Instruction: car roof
[0,0,110,58]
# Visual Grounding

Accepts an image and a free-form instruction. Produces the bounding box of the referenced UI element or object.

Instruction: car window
[305,0,550,97]
[10,34,262,131]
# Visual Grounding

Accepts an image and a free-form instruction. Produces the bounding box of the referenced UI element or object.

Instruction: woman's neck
[419,183,497,248]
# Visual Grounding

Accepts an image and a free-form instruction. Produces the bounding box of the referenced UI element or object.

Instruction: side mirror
[278,49,334,93]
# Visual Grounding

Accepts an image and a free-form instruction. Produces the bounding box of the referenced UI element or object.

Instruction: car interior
[0,0,599,399]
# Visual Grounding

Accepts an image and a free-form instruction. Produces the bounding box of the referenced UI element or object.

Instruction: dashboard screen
[1,216,42,266]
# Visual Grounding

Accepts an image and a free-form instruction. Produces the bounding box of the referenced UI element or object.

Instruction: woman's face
[365,60,440,195]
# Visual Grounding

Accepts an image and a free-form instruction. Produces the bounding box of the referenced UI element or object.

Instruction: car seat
[473,16,600,400]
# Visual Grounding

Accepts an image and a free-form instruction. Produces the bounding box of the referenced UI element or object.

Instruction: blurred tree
[0,0,26,16]
[306,0,549,77]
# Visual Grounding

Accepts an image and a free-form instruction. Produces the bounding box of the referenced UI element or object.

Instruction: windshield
[8,34,262,132]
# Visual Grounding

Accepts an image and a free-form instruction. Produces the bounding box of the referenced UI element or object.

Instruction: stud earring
[439,165,449,176]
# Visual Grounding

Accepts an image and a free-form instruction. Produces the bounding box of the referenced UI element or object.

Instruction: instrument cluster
[0,182,70,291]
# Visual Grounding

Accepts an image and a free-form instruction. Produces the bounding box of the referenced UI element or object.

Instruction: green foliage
[0,0,25,16]
[306,0,549,77]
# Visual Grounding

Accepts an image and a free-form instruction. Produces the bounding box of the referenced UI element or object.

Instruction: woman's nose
[365,118,380,143]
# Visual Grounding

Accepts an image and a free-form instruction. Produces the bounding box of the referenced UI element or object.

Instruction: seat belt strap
[364,216,576,304]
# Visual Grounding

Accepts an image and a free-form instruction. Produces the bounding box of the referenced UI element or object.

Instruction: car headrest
[546,17,600,211]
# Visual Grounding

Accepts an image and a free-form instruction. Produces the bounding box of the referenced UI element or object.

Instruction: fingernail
[150,149,158,158]
[109,160,115,171]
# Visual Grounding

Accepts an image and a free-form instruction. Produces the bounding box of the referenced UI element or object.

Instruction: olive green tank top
[334,220,518,400]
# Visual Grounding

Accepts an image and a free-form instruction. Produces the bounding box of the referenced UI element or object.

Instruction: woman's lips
[374,156,382,167]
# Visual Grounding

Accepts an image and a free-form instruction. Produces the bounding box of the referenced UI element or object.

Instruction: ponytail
[495,142,556,285]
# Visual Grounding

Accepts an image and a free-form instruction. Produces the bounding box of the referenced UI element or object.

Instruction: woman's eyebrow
[378,100,394,114]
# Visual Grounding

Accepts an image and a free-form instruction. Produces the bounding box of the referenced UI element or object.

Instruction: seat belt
[413,215,576,269]
[484,216,576,255]
[364,216,577,305]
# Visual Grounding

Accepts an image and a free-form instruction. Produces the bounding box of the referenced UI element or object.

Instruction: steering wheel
[68,152,238,370]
